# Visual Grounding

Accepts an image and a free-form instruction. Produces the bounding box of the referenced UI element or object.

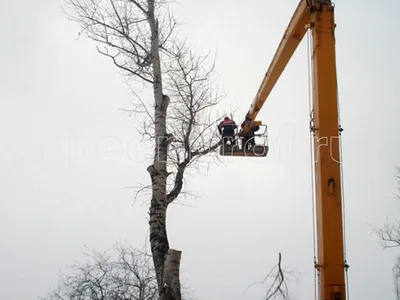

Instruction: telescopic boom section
[240,0,309,135]
[240,1,347,299]
[310,4,347,300]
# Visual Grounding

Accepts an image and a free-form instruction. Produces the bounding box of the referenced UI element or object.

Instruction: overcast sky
[1,0,400,299]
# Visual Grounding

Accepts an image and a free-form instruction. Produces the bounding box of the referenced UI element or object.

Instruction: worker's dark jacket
[218,120,237,135]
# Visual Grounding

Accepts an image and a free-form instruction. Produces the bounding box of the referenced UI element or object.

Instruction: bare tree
[374,220,400,249]
[64,1,223,300]
[244,253,291,300]
[41,243,158,300]
[263,253,289,300]
[374,165,400,299]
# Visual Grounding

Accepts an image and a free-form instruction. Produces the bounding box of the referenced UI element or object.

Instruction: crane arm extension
[240,0,310,135]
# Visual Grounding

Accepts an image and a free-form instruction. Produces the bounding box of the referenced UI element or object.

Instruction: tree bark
[160,249,182,300]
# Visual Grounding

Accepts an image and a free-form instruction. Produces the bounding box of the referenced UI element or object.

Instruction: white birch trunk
[147,1,181,300]
[161,249,182,300]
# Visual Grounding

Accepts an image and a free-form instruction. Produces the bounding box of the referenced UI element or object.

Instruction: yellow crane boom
[240,0,309,135]
[240,1,348,299]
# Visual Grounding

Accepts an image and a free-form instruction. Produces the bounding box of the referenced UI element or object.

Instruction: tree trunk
[161,249,182,300]
[147,1,181,300]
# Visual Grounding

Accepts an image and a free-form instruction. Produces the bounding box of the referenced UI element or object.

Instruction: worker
[218,117,237,145]
[243,125,260,150]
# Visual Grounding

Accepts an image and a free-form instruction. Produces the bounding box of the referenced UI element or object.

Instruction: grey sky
[1,0,399,299]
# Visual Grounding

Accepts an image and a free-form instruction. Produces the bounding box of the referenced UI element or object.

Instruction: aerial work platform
[219,124,268,157]
[220,1,349,298]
